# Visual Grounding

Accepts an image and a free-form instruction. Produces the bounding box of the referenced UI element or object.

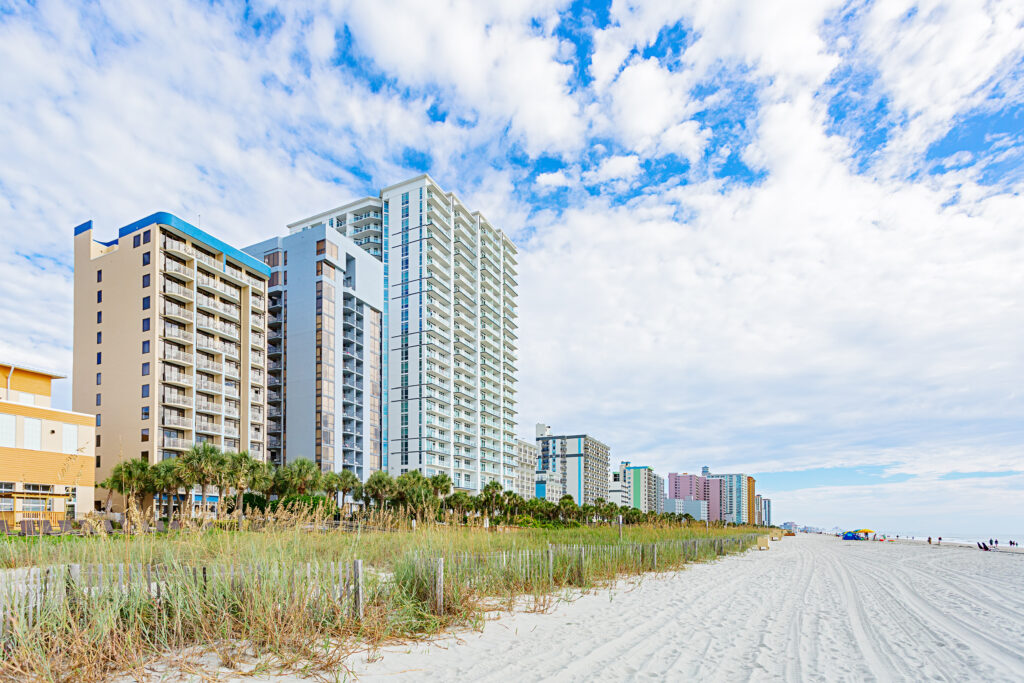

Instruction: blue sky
[1,0,1023,537]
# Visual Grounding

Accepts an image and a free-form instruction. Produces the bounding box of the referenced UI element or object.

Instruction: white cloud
[535,170,575,188]
[581,154,641,184]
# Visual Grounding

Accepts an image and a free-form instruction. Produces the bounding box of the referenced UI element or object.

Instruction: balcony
[161,258,194,280]
[223,403,240,417]
[160,412,191,428]
[196,399,221,414]
[246,274,265,290]
[223,384,240,398]
[196,421,220,435]
[223,425,240,438]
[162,346,193,365]
[161,391,192,407]
[162,236,193,258]
[162,279,193,302]
[196,357,223,374]
[162,301,192,324]
[196,378,223,394]
[161,436,192,450]
[162,370,193,387]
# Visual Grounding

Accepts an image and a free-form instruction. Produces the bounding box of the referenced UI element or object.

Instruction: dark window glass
[141,384,150,398]
[141,362,150,376]
[142,318,150,331]
[141,451,149,461]
[141,406,150,420]
[142,340,150,353]
[95,393,101,406]
[142,274,150,288]
[143,229,151,243]
[133,234,141,248]
[142,251,150,266]
[96,352,101,364]
[96,290,102,303]
[96,270,102,283]
[142,296,150,310]
[97,311,102,324]
[95,435,101,447]
[96,372,101,385]
[96,332,102,344]
[141,428,149,442]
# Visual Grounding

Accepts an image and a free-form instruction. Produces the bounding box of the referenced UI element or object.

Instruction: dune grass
[0,511,759,681]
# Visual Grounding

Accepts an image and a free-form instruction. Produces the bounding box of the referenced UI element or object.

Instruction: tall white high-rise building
[287,175,519,493]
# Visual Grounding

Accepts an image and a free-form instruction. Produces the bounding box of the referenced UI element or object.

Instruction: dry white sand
[145,534,1024,681]
[339,533,1024,682]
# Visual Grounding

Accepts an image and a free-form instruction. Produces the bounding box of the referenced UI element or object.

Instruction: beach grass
[0,512,758,681]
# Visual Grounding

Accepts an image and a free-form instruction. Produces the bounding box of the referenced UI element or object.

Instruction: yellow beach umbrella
[854,529,874,534]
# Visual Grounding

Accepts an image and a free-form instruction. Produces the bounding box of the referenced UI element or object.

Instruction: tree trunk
[236,489,244,518]
[104,489,113,514]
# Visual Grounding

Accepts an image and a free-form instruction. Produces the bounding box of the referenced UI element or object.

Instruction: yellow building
[746,476,756,525]
[72,212,271,514]
[1,362,96,524]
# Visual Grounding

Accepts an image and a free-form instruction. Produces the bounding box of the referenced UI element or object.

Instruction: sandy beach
[335,533,1024,682]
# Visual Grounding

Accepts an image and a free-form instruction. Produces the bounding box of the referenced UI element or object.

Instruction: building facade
[515,438,537,500]
[1,363,96,523]
[747,476,756,525]
[667,472,723,522]
[73,213,270,512]
[618,463,659,513]
[287,175,519,493]
[703,466,749,525]
[535,424,609,505]
[761,497,772,526]
[754,493,763,525]
[244,226,384,484]
[664,498,707,521]
[655,474,665,514]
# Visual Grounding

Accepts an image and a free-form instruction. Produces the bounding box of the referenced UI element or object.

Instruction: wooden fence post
[652,544,658,571]
[618,515,623,540]
[547,547,554,584]
[578,546,585,584]
[353,559,363,620]
[435,558,444,615]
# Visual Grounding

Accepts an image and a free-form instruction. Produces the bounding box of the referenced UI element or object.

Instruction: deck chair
[58,519,76,535]
[169,520,181,532]
[102,520,122,535]
[39,520,61,536]
[0,520,17,536]
[155,519,167,533]
[20,520,39,536]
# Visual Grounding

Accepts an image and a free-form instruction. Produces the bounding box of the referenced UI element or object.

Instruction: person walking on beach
[928,537,932,545]
[937,537,942,545]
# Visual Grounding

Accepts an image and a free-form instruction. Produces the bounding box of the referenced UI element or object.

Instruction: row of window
[0,415,82,454]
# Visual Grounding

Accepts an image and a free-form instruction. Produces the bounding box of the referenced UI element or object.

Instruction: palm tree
[363,470,394,509]
[150,459,186,520]
[338,469,360,515]
[429,473,452,499]
[101,459,151,529]
[480,480,503,518]
[286,458,321,495]
[176,442,220,519]
[226,450,264,517]
[558,494,579,522]
[320,471,342,508]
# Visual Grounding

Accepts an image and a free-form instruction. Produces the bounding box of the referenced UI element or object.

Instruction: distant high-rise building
[664,498,707,521]
[73,213,270,514]
[754,493,763,525]
[667,472,723,522]
[761,497,772,526]
[702,468,749,525]
[655,474,665,514]
[747,476,756,525]
[1,362,96,520]
[288,175,519,493]
[611,462,659,512]
[515,438,537,500]
[243,226,384,485]
[535,423,609,505]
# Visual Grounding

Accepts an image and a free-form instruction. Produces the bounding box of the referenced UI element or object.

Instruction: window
[96,372,101,385]
[96,352,101,364]
[96,331,102,344]
[95,434,101,447]
[62,424,78,454]
[141,384,150,398]
[316,239,326,255]
[97,290,102,303]
[96,456,101,468]
[96,414,101,427]
[96,393,101,406]
[141,406,149,420]
[142,318,150,332]
[141,362,150,376]
[23,417,41,450]
[97,311,102,324]
[142,340,150,354]
[141,451,149,461]
[0,415,14,448]
[142,274,150,288]
[133,234,141,248]
[142,251,150,266]
[141,428,149,442]
[143,229,151,243]
[142,296,150,310]
[96,270,102,283]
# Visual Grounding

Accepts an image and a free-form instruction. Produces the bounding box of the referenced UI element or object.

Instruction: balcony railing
[161,436,192,449]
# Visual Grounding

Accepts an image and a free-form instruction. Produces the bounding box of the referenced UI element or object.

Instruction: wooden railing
[0,510,65,525]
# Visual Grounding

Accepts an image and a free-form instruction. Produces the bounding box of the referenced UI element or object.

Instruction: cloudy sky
[2,0,1023,537]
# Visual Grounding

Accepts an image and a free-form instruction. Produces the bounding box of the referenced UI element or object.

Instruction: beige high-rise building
[515,438,537,500]
[73,212,270,513]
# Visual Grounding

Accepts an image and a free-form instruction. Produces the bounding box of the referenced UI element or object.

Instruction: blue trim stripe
[75,211,270,276]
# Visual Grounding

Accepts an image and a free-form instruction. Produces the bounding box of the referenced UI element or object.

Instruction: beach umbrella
[854,529,874,534]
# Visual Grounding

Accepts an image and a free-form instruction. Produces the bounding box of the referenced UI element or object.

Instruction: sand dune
[342,534,1024,681]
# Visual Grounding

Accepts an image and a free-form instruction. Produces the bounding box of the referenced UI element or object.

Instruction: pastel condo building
[73,213,270,514]
[1,362,96,524]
